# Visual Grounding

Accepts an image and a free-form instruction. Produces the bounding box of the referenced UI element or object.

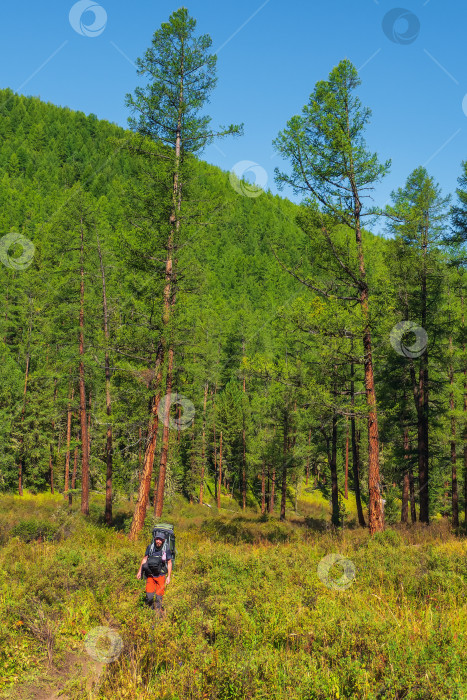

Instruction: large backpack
[147,523,176,576]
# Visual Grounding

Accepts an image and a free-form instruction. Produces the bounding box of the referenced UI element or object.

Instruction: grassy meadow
[0,491,466,700]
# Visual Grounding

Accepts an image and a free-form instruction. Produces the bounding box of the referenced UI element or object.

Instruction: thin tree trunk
[344,419,349,499]
[346,105,382,534]
[306,429,311,485]
[49,379,57,494]
[153,44,185,520]
[242,341,247,511]
[350,359,366,527]
[280,409,288,521]
[330,414,339,526]
[261,462,266,514]
[200,382,208,506]
[79,217,90,515]
[69,436,78,507]
[17,348,30,496]
[449,332,459,527]
[463,290,467,525]
[128,342,164,540]
[401,425,409,523]
[154,336,177,519]
[64,385,74,498]
[97,234,113,526]
[409,466,417,523]
[217,431,222,509]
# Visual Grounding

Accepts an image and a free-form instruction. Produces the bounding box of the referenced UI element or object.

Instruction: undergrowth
[0,493,466,699]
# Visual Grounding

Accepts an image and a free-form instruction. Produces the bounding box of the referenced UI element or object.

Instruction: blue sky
[3,0,467,232]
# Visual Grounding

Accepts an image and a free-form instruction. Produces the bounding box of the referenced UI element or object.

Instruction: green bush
[10,519,59,543]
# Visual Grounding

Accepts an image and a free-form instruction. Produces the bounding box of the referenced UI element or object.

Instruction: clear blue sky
[3,0,467,231]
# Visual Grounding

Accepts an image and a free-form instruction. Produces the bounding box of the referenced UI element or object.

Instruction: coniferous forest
[2,8,467,700]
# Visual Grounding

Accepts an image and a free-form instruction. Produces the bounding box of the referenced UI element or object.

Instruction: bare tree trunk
[200,382,208,506]
[79,217,90,516]
[64,385,74,499]
[128,342,163,540]
[217,431,222,509]
[306,429,311,485]
[409,467,417,523]
[242,342,247,511]
[18,347,30,496]
[280,409,288,522]
[350,359,366,527]
[153,45,185,520]
[261,462,266,514]
[449,331,459,527]
[344,419,349,499]
[155,341,174,519]
[346,107,382,534]
[401,425,409,523]
[269,465,275,513]
[97,234,113,526]
[330,414,339,527]
[69,435,78,508]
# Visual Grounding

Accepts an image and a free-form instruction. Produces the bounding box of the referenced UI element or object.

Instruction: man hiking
[137,529,173,614]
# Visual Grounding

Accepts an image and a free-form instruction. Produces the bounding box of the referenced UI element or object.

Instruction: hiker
[136,530,173,613]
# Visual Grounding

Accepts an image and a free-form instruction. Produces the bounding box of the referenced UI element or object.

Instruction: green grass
[1,494,467,699]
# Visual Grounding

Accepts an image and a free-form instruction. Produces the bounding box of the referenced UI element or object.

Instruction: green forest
[2,8,467,700]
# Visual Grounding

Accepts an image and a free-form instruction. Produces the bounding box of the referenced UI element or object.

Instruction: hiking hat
[154,530,166,540]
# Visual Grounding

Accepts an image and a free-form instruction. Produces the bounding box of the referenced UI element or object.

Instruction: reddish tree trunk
[17,349,30,496]
[79,217,90,515]
[69,437,78,507]
[199,382,208,506]
[449,333,459,527]
[280,410,288,522]
[261,462,266,514]
[64,385,74,498]
[401,425,409,524]
[344,420,349,499]
[350,359,366,527]
[155,345,174,518]
[217,431,223,509]
[128,342,164,540]
[96,235,114,526]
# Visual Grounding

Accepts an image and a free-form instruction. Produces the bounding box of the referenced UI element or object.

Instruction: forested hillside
[2,9,467,540]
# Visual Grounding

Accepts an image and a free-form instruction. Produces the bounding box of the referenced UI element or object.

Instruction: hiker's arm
[136,555,148,580]
[166,558,172,584]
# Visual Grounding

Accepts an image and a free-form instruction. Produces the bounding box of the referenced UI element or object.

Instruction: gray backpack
[147,523,176,573]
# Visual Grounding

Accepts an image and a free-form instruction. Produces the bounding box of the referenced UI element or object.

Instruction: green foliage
[2,495,467,699]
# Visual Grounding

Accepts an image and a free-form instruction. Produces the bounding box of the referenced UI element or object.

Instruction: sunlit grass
[1,494,466,699]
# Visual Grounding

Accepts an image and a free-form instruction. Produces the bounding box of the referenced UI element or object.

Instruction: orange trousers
[145,575,165,596]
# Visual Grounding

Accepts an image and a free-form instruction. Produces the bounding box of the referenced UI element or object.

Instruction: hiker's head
[154,530,166,546]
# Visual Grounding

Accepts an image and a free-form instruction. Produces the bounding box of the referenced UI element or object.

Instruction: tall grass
[0,494,466,699]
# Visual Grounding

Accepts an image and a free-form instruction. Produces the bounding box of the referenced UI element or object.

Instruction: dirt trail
[3,652,105,700]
